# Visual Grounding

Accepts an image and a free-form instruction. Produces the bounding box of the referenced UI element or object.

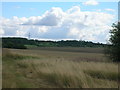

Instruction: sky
[0,1,118,43]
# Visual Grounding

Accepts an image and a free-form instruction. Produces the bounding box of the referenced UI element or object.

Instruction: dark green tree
[106,22,120,62]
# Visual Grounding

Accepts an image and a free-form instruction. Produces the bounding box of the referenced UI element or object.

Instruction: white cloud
[67,6,81,13]
[1,6,114,43]
[83,0,99,6]
[23,7,64,26]
[38,26,49,33]
[0,28,4,36]
[105,9,115,12]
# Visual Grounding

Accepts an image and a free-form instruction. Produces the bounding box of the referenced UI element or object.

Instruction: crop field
[2,47,119,88]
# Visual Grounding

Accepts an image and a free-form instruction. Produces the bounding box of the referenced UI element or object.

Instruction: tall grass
[2,48,119,88]
[17,59,118,88]
[2,49,39,88]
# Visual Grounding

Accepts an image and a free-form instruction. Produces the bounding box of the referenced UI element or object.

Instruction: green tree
[107,22,120,62]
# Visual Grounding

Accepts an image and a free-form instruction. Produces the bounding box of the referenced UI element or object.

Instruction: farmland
[2,47,119,88]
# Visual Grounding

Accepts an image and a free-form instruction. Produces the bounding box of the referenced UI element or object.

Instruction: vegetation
[2,48,118,88]
[105,22,120,62]
[2,37,27,49]
[2,37,106,49]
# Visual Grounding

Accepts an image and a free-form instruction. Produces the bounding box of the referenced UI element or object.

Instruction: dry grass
[8,48,108,62]
[18,59,118,88]
[2,48,119,88]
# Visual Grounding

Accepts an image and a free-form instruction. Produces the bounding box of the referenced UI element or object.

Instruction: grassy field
[2,47,119,88]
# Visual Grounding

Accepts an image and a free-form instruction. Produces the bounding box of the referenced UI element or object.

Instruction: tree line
[2,37,106,49]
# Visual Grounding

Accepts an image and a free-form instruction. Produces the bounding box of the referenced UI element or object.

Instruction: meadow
[2,47,119,88]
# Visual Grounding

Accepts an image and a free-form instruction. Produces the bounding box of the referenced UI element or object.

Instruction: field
[2,47,119,88]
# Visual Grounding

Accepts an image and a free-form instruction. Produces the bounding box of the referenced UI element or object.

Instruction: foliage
[2,37,106,49]
[2,37,27,49]
[106,22,120,62]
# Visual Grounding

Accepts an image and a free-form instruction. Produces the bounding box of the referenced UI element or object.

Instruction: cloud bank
[1,6,114,43]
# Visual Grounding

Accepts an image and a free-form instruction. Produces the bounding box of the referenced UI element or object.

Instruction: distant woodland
[2,37,106,49]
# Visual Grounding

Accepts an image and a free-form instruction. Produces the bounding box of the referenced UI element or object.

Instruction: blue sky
[2,2,118,19]
[1,1,118,43]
